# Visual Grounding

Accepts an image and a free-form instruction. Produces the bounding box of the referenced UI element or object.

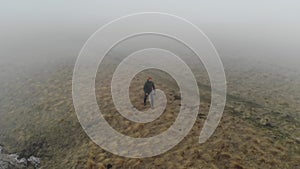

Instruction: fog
[1,2,300,167]
[1,0,300,76]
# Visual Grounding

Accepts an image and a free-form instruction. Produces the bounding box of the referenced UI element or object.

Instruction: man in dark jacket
[143,77,155,107]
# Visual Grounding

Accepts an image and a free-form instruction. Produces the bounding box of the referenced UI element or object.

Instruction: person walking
[143,77,155,108]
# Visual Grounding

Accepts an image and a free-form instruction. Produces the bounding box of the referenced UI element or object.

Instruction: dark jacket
[144,80,155,94]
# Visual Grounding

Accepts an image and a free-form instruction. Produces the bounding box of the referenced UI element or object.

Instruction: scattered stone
[106,163,112,169]
[0,146,41,169]
[0,153,27,169]
[260,118,274,128]
[28,156,41,168]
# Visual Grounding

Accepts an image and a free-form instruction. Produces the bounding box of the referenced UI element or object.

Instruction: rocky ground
[0,146,40,169]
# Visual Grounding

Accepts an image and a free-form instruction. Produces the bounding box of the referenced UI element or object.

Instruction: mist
[1,0,300,76]
[1,1,300,168]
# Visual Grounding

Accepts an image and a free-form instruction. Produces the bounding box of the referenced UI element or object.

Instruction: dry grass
[0,61,299,168]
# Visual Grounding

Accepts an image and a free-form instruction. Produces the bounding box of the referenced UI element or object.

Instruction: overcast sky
[0,0,299,70]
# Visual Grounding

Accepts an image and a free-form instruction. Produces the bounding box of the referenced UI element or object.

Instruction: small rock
[0,153,27,168]
[106,163,112,169]
[19,158,28,166]
[260,118,274,128]
[28,156,41,168]
[0,146,41,169]
[9,154,28,166]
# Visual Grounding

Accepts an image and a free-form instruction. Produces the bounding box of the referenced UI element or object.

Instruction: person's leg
[150,91,154,108]
[144,93,148,106]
